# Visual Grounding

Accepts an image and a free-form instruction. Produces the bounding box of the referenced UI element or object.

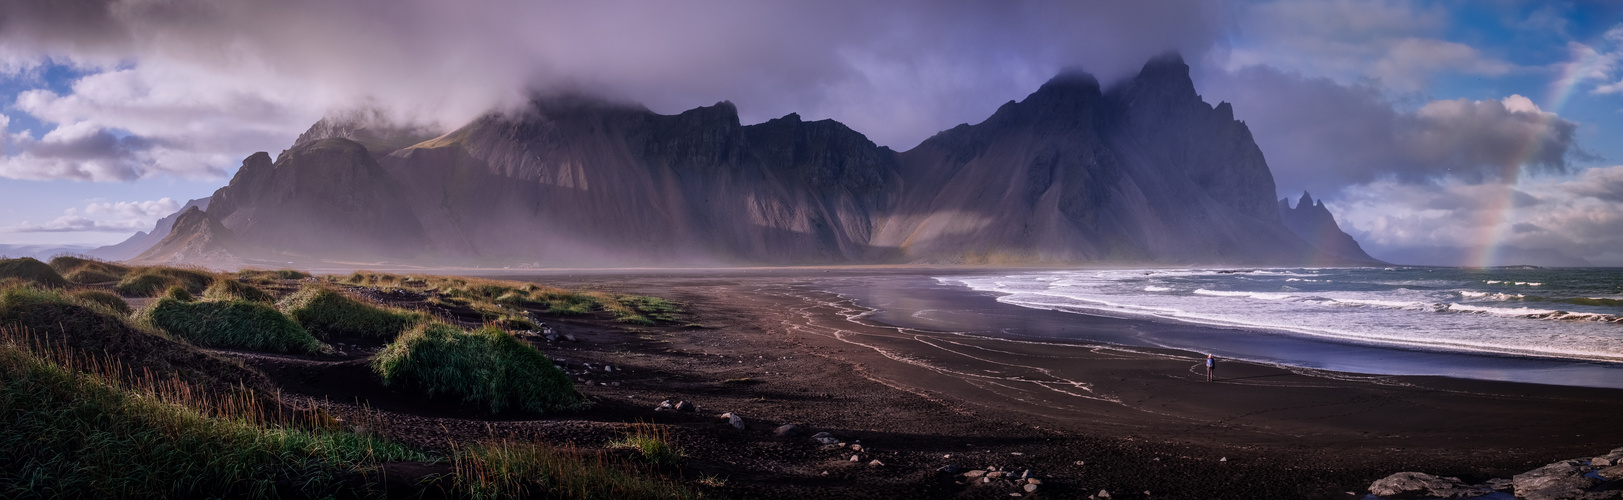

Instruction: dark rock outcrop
[207,139,427,261]
[129,206,241,266]
[1279,192,1380,264]
[877,55,1312,263]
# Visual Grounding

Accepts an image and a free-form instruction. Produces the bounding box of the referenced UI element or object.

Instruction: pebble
[720,412,745,429]
[850,444,863,452]
[1024,483,1039,493]
[868,459,884,467]
[937,464,961,474]
[964,470,987,478]
[850,455,860,462]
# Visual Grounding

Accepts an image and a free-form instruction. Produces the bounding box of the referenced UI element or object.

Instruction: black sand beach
[442,267,1623,498]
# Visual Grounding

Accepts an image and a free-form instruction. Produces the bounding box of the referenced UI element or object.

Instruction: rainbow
[1463,39,1606,267]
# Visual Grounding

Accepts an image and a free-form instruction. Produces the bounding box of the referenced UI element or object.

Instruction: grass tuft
[49,255,130,284]
[373,323,587,414]
[0,257,69,288]
[609,424,683,467]
[0,325,427,498]
[68,289,131,315]
[115,267,216,297]
[164,285,195,302]
[454,440,695,500]
[278,285,427,339]
[237,269,311,282]
[203,278,275,304]
[139,297,329,354]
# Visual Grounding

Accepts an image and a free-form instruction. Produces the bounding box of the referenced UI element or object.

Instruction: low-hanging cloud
[0,0,1224,183]
[1200,65,1581,198]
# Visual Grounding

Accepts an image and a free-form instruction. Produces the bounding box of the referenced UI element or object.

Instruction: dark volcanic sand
[233,268,1623,499]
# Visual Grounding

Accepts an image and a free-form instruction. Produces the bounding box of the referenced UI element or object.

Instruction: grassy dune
[374,322,587,414]
[0,257,68,288]
[140,297,330,354]
[279,285,428,339]
[0,266,694,499]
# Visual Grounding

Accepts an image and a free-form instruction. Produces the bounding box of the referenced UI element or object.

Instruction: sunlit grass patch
[139,297,329,354]
[203,278,275,304]
[0,325,426,498]
[115,267,216,297]
[68,289,131,315]
[0,257,68,288]
[373,323,586,414]
[608,423,683,467]
[48,255,131,284]
[454,440,695,500]
[279,285,427,340]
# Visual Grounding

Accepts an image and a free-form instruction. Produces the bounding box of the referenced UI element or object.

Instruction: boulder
[1592,447,1623,466]
[868,459,884,467]
[1367,472,1492,499]
[964,470,987,479]
[720,412,745,429]
[774,423,803,437]
[1513,460,1607,500]
[811,432,840,445]
[1598,465,1623,481]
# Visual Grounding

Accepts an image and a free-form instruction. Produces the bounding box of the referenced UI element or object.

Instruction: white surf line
[789,285,1447,394]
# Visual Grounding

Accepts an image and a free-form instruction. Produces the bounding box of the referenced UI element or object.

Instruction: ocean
[823,267,1623,389]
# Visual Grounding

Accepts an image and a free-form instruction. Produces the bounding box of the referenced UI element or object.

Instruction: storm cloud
[0,0,1223,171]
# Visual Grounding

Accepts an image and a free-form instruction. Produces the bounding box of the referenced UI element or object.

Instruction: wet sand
[480,267,1623,498]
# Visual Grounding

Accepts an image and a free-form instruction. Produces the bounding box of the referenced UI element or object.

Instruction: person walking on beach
[1205,354,1217,382]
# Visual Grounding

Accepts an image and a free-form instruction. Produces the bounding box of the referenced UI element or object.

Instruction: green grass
[455,440,695,500]
[237,269,311,282]
[68,289,131,315]
[139,297,329,354]
[115,267,216,297]
[616,296,683,325]
[48,255,130,284]
[0,257,68,288]
[0,325,429,499]
[609,424,683,467]
[278,285,427,339]
[203,278,275,304]
[373,323,587,414]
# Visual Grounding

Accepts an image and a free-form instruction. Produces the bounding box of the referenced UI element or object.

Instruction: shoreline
[505,269,1623,451]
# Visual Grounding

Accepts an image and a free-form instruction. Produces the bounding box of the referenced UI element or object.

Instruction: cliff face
[876,55,1309,263]
[1279,192,1380,264]
[206,139,427,261]
[148,54,1378,268]
[379,96,900,265]
[128,207,240,266]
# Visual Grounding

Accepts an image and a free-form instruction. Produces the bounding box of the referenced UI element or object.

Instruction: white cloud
[82,197,179,218]
[5,196,180,234]
[10,214,149,233]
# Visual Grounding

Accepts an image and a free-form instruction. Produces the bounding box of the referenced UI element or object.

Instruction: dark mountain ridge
[141,54,1380,268]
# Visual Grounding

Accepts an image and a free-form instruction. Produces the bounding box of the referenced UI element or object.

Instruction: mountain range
[117,54,1378,268]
